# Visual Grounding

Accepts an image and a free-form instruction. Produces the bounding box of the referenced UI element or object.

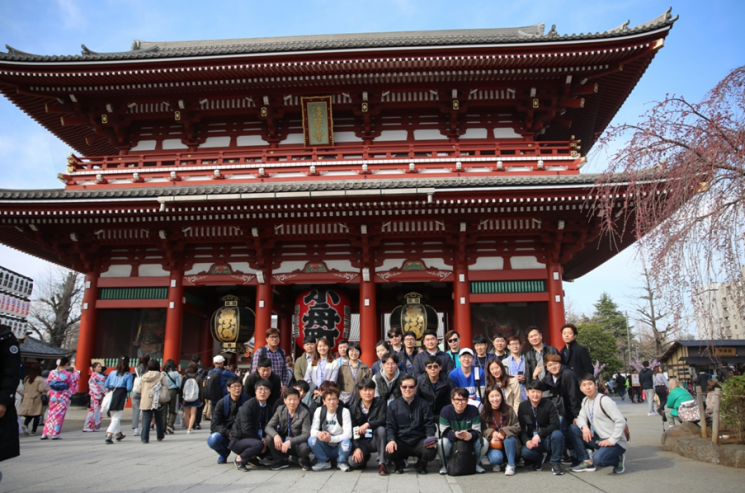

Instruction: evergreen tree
[576,323,623,376]
[591,293,628,338]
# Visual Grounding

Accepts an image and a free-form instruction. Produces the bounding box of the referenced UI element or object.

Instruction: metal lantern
[389,292,438,341]
[292,288,351,351]
[210,295,256,353]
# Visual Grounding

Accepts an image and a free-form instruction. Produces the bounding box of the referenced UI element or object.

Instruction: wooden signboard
[714,347,736,357]
[301,96,334,146]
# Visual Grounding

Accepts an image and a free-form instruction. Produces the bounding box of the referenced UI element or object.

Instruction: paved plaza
[2,397,743,493]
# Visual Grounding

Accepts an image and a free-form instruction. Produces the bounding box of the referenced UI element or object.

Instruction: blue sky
[0,0,743,319]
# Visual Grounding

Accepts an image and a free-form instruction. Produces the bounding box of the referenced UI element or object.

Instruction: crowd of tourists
[0,323,630,483]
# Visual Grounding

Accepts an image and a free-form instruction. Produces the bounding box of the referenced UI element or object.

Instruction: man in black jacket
[412,330,455,378]
[244,357,283,409]
[349,380,388,474]
[560,324,593,379]
[0,324,21,483]
[518,380,565,475]
[639,361,656,415]
[208,377,247,464]
[524,326,560,387]
[385,374,438,474]
[541,354,584,464]
[416,356,453,419]
[230,379,273,471]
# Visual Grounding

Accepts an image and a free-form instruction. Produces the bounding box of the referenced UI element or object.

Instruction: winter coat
[541,366,583,421]
[666,386,693,417]
[0,325,21,462]
[560,340,593,379]
[415,372,453,417]
[231,398,271,440]
[524,344,560,385]
[337,361,372,405]
[265,404,311,449]
[349,396,387,430]
[139,370,168,411]
[373,370,403,402]
[482,405,521,450]
[211,394,247,437]
[19,376,46,416]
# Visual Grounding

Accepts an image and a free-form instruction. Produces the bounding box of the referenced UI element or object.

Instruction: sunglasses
[389,334,401,338]
[400,385,416,390]
[448,338,459,343]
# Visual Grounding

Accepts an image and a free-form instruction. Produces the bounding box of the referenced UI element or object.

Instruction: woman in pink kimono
[41,356,80,440]
[83,363,106,432]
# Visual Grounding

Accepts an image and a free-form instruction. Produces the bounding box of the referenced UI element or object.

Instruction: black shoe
[247,457,262,468]
[416,461,428,475]
[105,436,113,444]
[394,462,405,474]
[561,453,573,465]
[115,433,125,442]
[531,462,543,471]
[551,462,565,476]
[235,460,250,472]
[195,424,201,430]
[271,460,290,471]
[300,461,312,471]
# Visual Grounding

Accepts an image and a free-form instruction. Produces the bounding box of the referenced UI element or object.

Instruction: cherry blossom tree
[597,65,745,333]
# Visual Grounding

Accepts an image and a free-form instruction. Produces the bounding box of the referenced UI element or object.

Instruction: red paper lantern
[292,288,351,351]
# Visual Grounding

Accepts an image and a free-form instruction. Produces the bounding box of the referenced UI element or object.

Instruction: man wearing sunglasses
[385,375,438,474]
[444,330,462,369]
[413,330,455,379]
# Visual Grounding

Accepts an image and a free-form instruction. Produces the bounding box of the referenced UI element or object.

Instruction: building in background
[0,266,33,339]
[694,266,745,340]
[0,11,677,392]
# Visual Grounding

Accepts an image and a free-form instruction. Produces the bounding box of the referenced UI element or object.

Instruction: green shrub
[720,375,745,442]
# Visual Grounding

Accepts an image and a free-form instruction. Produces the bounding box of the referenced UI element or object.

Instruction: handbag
[489,433,504,450]
[101,391,114,414]
[133,369,142,394]
[678,400,700,422]
[40,393,49,406]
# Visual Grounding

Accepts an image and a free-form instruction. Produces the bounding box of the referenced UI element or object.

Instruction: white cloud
[55,0,86,29]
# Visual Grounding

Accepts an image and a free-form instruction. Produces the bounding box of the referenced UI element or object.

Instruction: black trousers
[266,436,311,464]
[384,438,437,466]
[229,437,265,462]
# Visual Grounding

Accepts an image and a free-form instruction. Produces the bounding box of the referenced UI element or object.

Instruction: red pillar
[75,270,100,393]
[254,279,273,351]
[546,260,566,348]
[199,316,213,363]
[163,269,184,367]
[279,313,291,354]
[359,268,377,367]
[453,257,473,346]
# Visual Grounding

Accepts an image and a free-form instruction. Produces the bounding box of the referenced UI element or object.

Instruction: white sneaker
[505,465,516,476]
[312,461,332,471]
[134,428,140,436]
[187,430,192,434]
[492,464,501,473]
[475,465,485,474]
[439,465,447,475]
[648,412,657,416]
[338,462,350,472]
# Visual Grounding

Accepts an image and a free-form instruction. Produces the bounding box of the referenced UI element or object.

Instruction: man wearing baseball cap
[447,348,484,407]
[207,355,238,409]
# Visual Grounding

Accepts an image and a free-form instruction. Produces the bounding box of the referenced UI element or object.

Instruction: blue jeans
[208,432,230,458]
[486,436,517,466]
[521,430,564,464]
[570,427,625,467]
[308,437,352,464]
[559,415,575,453]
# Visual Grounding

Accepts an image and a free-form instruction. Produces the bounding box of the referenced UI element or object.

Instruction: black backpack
[445,439,476,476]
[317,405,344,431]
[207,368,225,402]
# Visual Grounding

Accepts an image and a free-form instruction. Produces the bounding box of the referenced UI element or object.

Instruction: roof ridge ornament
[4,45,39,57]
[82,43,159,56]
[547,24,558,38]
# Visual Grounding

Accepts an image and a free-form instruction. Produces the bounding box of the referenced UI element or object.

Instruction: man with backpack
[251,328,291,396]
[437,387,486,475]
[308,387,353,472]
[191,354,209,430]
[639,361,656,416]
[207,355,237,410]
[208,377,247,464]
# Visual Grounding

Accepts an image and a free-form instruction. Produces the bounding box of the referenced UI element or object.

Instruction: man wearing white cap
[207,355,238,409]
[447,348,484,407]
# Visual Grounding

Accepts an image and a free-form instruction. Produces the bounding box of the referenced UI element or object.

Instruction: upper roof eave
[0,11,676,65]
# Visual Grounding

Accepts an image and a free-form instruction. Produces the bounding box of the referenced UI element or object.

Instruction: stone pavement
[1,397,743,493]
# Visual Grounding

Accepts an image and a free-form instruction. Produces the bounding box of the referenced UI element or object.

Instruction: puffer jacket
[140,371,168,410]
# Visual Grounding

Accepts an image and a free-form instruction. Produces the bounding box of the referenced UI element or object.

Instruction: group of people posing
[204,325,628,476]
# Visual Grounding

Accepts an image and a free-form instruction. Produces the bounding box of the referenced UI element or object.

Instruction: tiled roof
[0,173,620,201]
[20,336,69,358]
[0,10,676,63]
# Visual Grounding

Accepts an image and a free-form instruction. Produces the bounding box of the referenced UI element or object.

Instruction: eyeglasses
[400,385,416,390]
[425,365,440,370]
[448,338,459,343]
[452,398,467,403]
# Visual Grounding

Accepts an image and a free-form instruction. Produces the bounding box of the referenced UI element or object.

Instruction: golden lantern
[210,295,256,353]
[389,292,439,341]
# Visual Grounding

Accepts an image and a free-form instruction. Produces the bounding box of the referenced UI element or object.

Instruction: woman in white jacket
[305,337,340,400]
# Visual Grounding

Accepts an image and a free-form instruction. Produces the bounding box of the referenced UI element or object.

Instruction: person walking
[162,360,181,434]
[82,363,106,432]
[180,362,203,433]
[19,363,46,436]
[41,356,80,440]
[104,357,133,444]
[0,324,22,484]
[131,353,150,436]
[639,361,656,416]
[139,359,168,444]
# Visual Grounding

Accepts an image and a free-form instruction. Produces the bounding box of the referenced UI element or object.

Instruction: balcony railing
[60,140,583,188]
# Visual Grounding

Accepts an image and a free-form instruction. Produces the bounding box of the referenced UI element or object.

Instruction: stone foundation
[662,423,745,468]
